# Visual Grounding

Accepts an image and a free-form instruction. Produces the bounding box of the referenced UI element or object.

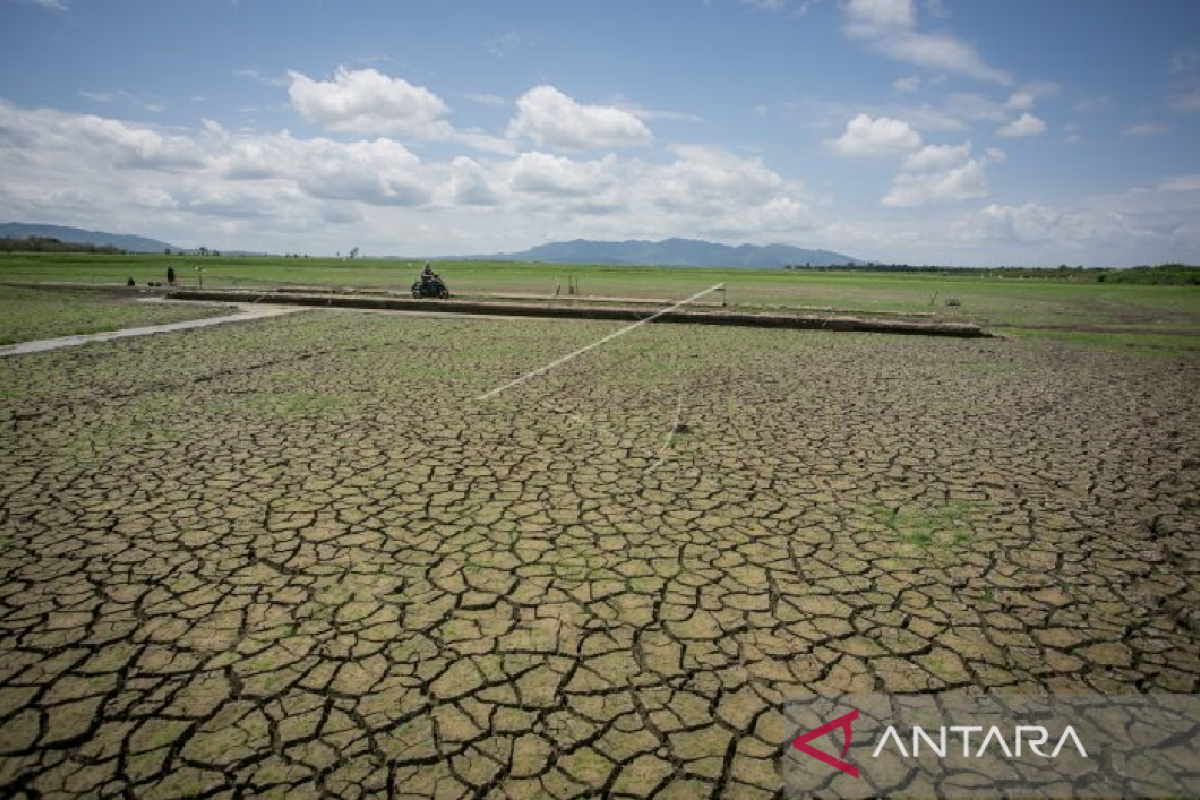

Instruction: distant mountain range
[0,223,267,256]
[3,224,863,267]
[494,238,866,268]
[1,222,176,253]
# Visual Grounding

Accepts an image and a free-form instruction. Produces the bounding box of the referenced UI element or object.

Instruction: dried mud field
[1,310,1198,799]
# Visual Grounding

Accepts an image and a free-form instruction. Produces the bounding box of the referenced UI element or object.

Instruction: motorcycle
[411,274,450,299]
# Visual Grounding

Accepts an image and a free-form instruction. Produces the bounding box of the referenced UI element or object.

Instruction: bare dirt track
[1,311,1197,798]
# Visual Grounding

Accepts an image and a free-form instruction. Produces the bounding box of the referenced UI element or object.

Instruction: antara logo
[792,709,1089,779]
[792,709,860,778]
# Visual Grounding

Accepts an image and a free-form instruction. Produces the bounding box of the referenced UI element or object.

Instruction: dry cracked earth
[0,310,1198,799]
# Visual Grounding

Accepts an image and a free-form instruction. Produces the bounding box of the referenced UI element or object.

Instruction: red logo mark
[792,709,860,778]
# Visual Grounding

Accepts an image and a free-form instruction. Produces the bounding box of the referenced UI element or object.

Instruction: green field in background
[1,252,1198,330]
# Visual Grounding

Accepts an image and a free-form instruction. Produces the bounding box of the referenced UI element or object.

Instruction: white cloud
[968,202,1062,242]
[1160,174,1200,192]
[0,99,812,255]
[507,86,652,150]
[288,68,452,139]
[900,141,970,172]
[8,105,206,170]
[956,179,1200,263]
[828,113,922,156]
[846,0,915,29]
[297,139,431,207]
[1122,121,1169,136]
[650,145,788,207]
[508,152,618,197]
[843,0,1011,85]
[1004,91,1034,110]
[883,160,987,206]
[884,140,989,207]
[446,156,501,206]
[997,112,1046,137]
[962,202,1140,249]
[893,76,921,93]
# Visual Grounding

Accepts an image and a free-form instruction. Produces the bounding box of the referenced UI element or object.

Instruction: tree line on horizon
[783,263,1200,284]
[0,236,127,255]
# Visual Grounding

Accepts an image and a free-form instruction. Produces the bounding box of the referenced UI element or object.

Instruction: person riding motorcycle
[412,262,448,298]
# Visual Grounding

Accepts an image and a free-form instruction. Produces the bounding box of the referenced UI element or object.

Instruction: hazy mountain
[0,223,176,253]
[497,238,865,267]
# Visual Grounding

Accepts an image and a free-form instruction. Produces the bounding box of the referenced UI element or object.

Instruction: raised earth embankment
[166,289,990,337]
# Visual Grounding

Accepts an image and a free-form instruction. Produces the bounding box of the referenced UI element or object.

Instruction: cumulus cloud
[0,99,811,254]
[446,156,501,206]
[963,202,1137,247]
[997,112,1046,137]
[288,68,452,138]
[507,86,652,150]
[1004,91,1034,111]
[900,141,970,172]
[956,178,1200,263]
[843,0,1011,84]
[882,160,987,207]
[968,203,1061,242]
[650,145,787,207]
[828,113,922,156]
[2,103,206,170]
[509,152,618,197]
[882,140,992,207]
[298,139,431,206]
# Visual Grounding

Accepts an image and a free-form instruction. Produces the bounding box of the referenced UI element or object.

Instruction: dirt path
[0,303,306,357]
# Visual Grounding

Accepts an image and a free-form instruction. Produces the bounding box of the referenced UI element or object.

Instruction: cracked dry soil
[0,311,1197,799]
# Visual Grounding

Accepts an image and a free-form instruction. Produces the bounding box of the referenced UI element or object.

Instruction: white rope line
[476,283,723,401]
[647,397,684,473]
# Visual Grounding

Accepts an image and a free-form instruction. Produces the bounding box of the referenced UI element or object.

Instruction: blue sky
[2,0,1198,265]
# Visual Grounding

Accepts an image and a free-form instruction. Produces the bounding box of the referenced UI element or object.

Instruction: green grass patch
[0,284,232,345]
[874,501,980,551]
[1007,327,1200,358]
